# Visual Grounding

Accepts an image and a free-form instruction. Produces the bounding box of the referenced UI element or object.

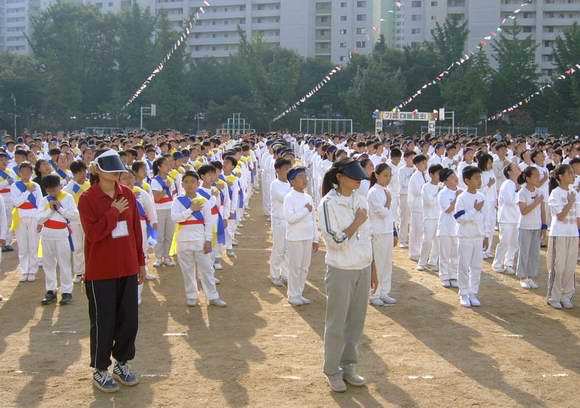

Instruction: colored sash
[169,195,206,256]
[133,186,158,245]
[154,175,172,201]
[0,169,14,185]
[10,181,37,232]
[197,188,226,245]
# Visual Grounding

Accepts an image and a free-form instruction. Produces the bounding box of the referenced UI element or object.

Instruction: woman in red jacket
[78,149,145,393]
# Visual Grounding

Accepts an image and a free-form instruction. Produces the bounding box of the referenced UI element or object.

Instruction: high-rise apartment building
[391,0,580,75]
[0,0,384,64]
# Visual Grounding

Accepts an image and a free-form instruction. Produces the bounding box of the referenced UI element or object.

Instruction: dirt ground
[1,192,580,408]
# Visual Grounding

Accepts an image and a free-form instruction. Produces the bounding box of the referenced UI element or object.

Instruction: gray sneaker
[327,373,347,393]
[342,364,366,386]
[209,298,227,307]
[112,362,140,386]
[561,298,574,309]
[93,370,119,393]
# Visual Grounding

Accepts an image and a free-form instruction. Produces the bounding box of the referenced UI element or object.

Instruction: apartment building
[392,0,580,75]
[0,0,383,64]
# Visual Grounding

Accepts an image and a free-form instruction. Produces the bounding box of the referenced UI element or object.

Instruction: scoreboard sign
[380,111,438,122]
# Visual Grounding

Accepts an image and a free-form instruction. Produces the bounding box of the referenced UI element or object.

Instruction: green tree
[431,16,469,68]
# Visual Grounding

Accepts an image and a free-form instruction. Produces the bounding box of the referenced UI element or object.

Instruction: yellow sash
[168,195,207,257]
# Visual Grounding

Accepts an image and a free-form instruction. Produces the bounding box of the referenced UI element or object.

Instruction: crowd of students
[0,130,578,394]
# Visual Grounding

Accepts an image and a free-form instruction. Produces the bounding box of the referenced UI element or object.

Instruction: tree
[431,16,469,68]
[490,21,538,117]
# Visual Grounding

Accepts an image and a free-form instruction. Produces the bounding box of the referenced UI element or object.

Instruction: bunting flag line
[393,0,533,110]
[486,63,580,121]
[122,0,212,110]
[271,65,343,123]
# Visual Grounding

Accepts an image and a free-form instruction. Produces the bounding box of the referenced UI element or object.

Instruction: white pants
[42,238,73,294]
[2,198,13,244]
[155,208,175,259]
[225,215,236,250]
[286,240,312,300]
[371,233,393,299]
[70,222,85,277]
[492,223,518,270]
[418,219,438,267]
[176,241,219,302]
[15,217,39,278]
[457,237,483,296]
[408,210,423,259]
[398,194,409,245]
[438,236,458,282]
[270,220,288,281]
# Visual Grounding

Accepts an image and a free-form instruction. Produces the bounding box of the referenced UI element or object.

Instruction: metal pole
[314,119,317,135]
[451,112,455,135]
[12,94,17,138]
[140,107,144,130]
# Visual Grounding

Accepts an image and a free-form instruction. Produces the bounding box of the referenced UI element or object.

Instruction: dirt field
[1,192,580,408]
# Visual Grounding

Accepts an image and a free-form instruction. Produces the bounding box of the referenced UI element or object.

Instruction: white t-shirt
[548,187,580,237]
[516,186,542,230]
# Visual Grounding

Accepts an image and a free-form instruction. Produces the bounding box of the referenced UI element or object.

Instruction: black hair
[477,153,493,172]
[43,174,61,189]
[530,150,543,164]
[503,162,515,180]
[48,148,61,157]
[131,160,146,174]
[152,157,166,176]
[223,156,238,168]
[274,158,292,170]
[14,149,28,158]
[571,157,580,166]
[440,168,455,183]
[70,160,87,175]
[390,148,402,159]
[549,164,572,193]
[412,154,427,165]
[428,164,443,175]
[517,166,538,185]
[34,159,48,178]
[18,161,33,172]
[403,150,416,159]
[210,160,223,170]
[182,170,199,181]
[370,163,391,187]
[197,164,217,177]
[322,159,352,197]
[462,165,481,182]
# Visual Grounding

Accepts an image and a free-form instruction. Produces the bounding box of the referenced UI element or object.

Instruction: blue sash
[154,175,172,198]
[197,188,225,244]
[15,181,37,208]
[237,180,244,209]
[46,195,74,251]
[177,196,204,221]
[135,194,158,244]
[0,169,14,184]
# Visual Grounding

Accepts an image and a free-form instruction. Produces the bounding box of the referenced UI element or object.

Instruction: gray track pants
[323,265,371,376]
[516,229,541,279]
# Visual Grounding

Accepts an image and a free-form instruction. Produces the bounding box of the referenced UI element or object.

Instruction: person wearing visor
[78,149,145,393]
[318,159,378,393]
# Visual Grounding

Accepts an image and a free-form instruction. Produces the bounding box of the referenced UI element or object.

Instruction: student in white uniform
[367,163,397,307]
[0,152,16,252]
[417,164,442,271]
[454,166,485,308]
[283,167,319,306]
[477,153,497,259]
[171,171,226,307]
[437,169,461,288]
[515,166,545,290]
[546,164,579,310]
[269,158,292,287]
[387,148,402,231]
[492,163,521,274]
[0,192,5,300]
[407,154,429,261]
[36,175,78,305]
[151,156,176,267]
[397,151,416,248]
[10,162,43,282]
[318,159,377,393]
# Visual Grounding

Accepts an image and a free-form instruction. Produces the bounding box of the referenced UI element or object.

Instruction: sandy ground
[1,192,580,408]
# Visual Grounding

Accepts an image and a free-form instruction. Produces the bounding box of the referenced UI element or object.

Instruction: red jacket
[79,182,145,281]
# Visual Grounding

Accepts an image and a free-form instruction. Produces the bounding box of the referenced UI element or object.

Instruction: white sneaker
[520,280,531,289]
[209,298,227,307]
[164,258,176,267]
[548,299,562,309]
[416,265,428,271]
[27,275,36,282]
[561,298,574,309]
[527,279,539,289]
[468,294,481,307]
[271,277,284,287]
[369,298,385,307]
[300,296,312,305]
[19,275,28,282]
[399,243,409,249]
[450,279,459,288]
[428,264,439,272]
[153,259,163,268]
[186,298,199,307]
[410,257,419,262]
[441,280,451,288]
[226,249,236,258]
[459,295,471,308]
[214,277,221,285]
[288,297,305,306]
[214,262,223,271]
[380,295,397,305]
[505,266,515,275]
[327,373,347,393]
[145,273,157,281]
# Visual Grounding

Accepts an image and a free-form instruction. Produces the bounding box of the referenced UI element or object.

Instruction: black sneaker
[41,291,57,305]
[59,293,72,305]
[2,245,13,253]
[93,370,119,393]
[113,362,140,386]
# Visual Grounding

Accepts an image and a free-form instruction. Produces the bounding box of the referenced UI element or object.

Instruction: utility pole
[11,94,17,138]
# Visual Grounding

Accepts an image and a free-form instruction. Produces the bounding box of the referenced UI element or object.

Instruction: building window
[431,1,438,5]
[339,28,347,34]
[340,15,347,21]
[357,1,367,6]
[340,42,346,47]
[411,0,422,7]
[522,26,532,32]
[356,40,366,48]
[411,14,421,21]
[356,14,366,21]
[340,1,347,7]
[356,27,367,34]
[411,28,421,34]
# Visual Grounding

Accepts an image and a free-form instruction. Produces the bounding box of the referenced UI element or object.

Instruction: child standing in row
[269,158,292,287]
[417,165,442,271]
[454,166,485,308]
[283,167,319,306]
[437,169,460,288]
[367,164,397,307]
